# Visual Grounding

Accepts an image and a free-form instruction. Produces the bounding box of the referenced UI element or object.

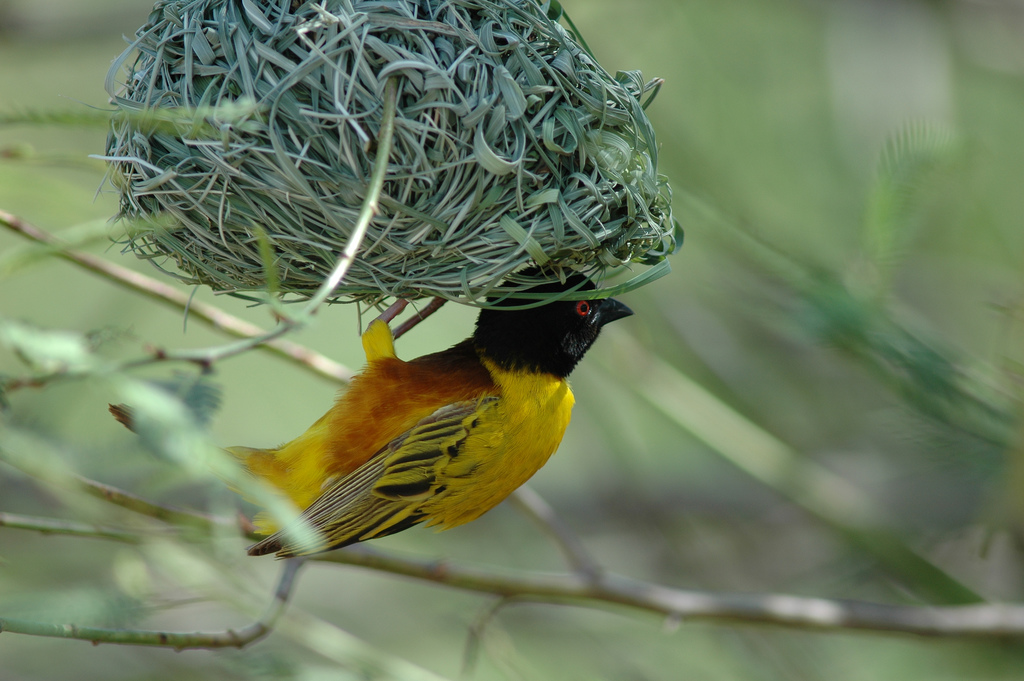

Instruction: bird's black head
[473,273,634,378]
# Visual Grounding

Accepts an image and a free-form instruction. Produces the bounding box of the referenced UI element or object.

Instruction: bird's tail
[109,402,284,536]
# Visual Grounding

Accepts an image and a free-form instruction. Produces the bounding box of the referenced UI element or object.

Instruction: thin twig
[0,557,304,649]
[0,209,352,385]
[68,474,262,539]
[0,78,410,386]
[0,616,268,649]
[461,596,517,677]
[72,475,227,533]
[393,297,447,340]
[376,299,409,324]
[509,486,601,581]
[370,295,445,344]
[0,512,143,543]
[265,558,305,624]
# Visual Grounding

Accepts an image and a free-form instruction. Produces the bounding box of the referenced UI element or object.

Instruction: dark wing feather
[247,397,497,557]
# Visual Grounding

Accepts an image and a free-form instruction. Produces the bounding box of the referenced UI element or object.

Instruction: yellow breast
[422,358,575,529]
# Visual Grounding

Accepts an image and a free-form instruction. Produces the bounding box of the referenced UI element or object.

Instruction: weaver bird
[114,275,632,556]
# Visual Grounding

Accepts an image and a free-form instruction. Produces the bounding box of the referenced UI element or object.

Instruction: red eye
[575,301,591,317]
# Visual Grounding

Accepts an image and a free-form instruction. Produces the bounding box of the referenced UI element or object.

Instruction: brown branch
[393,297,447,340]
[15,472,1024,639]
[0,615,272,649]
[366,295,446,344]
[45,475,1024,638]
[72,475,229,534]
[376,299,409,324]
[0,209,352,384]
[315,547,1024,638]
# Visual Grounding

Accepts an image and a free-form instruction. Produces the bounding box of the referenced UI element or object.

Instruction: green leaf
[113,378,206,465]
[494,66,528,121]
[862,121,958,290]
[499,214,550,265]
[0,318,93,373]
[147,372,223,427]
[253,225,282,300]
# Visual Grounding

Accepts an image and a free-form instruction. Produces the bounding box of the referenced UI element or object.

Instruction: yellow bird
[116,274,632,557]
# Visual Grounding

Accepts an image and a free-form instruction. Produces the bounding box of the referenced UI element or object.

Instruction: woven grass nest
[104,0,678,305]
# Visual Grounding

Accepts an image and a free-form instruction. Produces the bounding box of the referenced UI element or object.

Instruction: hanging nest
[104,0,678,305]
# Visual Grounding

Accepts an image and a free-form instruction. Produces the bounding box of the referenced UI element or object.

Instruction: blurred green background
[2,0,1024,679]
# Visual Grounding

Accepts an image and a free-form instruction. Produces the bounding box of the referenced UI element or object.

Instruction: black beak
[593,298,634,327]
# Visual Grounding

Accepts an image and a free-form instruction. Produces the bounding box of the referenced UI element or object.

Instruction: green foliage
[0,319,95,375]
[862,121,959,293]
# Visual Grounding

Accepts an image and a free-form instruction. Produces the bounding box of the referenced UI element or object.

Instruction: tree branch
[1,84,433,387]
[393,297,447,340]
[0,209,352,385]
[0,558,303,649]
[12,472,1024,639]
[462,596,518,676]
[316,547,1024,638]
[0,511,143,543]
[376,299,409,324]
[71,474,228,534]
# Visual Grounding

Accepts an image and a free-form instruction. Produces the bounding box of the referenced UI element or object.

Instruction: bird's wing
[247,396,499,557]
